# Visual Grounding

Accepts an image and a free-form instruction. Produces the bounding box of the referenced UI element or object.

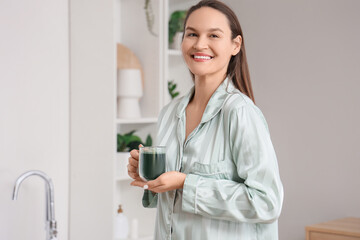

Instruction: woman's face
[181,7,241,80]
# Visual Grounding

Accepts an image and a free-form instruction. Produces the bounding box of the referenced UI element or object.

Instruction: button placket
[176,116,185,171]
[184,123,202,149]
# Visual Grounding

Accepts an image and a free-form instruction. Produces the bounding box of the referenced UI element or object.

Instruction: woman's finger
[127,167,138,178]
[145,179,166,192]
[129,149,139,159]
[128,157,139,168]
[130,179,147,188]
[128,167,139,178]
[127,164,136,173]
[129,172,139,180]
[128,172,138,180]
[145,179,158,189]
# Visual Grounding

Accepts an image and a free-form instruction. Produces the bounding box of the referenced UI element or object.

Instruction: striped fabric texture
[142,78,284,240]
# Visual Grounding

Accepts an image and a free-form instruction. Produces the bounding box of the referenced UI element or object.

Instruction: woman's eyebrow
[208,28,224,33]
[185,26,224,33]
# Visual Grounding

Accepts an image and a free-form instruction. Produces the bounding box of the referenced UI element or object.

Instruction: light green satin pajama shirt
[143,78,284,240]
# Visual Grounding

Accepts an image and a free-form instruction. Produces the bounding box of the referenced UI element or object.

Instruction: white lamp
[117,69,143,119]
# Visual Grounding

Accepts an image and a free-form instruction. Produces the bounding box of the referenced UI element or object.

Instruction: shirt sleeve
[182,103,284,223]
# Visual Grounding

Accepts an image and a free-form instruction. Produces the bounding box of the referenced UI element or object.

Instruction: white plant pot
[117,69,143,119]
[117,97,141,119]
[116,152,131,180]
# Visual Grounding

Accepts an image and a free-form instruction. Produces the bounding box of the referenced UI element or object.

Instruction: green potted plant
[117,130,152,152]
[116,130,152,180]
[168,10,187,49]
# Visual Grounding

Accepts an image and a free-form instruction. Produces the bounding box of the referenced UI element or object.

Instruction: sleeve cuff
[182,174,201,214]
[142,189,158,208]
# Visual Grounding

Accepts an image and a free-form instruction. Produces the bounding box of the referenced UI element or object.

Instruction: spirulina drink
[139,147,166,181]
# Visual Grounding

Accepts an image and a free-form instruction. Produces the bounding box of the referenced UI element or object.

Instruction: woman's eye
[210,34,219,38]
[187,33,197,37]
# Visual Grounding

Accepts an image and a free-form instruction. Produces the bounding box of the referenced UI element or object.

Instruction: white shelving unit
[113,1,197,239]
[164,0,197,104]
[116,118,157,124]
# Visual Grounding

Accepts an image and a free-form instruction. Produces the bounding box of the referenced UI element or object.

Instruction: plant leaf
[145,134,152,146]
[127,141,143,151]
[125,135,142,145]
[124,130,136,136]
[117,134,127,152]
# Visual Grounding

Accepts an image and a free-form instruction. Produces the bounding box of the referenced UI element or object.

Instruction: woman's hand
[127,145,143,180]
[130,171,187,193]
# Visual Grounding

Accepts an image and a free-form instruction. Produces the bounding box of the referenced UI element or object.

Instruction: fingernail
[143,184,148,190]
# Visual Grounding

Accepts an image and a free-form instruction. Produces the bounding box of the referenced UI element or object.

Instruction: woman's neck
[190,74,227,108]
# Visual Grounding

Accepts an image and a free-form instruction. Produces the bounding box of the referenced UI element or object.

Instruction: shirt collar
[176,77,237,123]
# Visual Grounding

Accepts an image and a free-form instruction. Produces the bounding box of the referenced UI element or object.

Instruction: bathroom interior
[1,0,359,239]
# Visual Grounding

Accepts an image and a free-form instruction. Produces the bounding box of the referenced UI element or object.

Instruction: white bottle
[114,205,129,239]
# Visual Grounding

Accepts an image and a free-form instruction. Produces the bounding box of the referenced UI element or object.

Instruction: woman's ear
[232,35,242,56]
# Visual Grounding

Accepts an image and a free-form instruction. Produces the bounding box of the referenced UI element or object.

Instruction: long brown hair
[182,0,255,103]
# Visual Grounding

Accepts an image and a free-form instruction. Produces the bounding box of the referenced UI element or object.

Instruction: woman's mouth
[191,53,214,62]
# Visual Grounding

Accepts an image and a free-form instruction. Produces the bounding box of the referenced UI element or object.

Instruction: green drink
[139,146,166,181]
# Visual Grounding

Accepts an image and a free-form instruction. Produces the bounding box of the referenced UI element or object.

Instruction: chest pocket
[189,160,230,180]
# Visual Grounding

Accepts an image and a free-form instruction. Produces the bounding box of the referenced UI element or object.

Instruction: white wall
[226,0,360,239]
[1,0,116,239]
[0,0,69,239]
[69,0,115,239]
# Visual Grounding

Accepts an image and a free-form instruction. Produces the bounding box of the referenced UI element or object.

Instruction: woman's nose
[193,36,208,50]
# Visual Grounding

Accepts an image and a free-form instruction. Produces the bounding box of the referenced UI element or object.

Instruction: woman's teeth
[193,55,212,60]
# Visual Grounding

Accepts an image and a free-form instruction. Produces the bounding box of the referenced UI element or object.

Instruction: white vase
[117,69,143,119]
[117,97,141,119]
[116,152,131,180]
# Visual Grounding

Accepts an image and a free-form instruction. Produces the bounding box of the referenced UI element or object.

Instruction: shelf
[116,117,158,124]
[168,49,182,56]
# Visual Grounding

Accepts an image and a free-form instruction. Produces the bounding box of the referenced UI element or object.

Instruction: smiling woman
[181,7,241,83]
[181,1,254,103]
[128,1,284,239]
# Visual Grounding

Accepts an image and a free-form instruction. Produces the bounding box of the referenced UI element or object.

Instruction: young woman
[128,0,284,239]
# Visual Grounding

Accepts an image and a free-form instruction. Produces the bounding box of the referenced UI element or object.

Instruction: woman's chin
[189,69,212,78]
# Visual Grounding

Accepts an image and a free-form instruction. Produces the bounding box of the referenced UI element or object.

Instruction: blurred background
[0,0,359,239]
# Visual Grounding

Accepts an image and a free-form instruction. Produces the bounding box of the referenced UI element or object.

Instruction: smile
[194,55,212,60]
[191,53,214,62]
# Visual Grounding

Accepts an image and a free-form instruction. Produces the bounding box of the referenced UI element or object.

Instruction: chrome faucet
[12,170,57,240]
